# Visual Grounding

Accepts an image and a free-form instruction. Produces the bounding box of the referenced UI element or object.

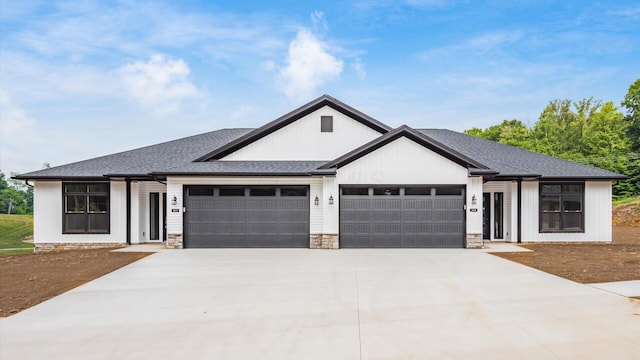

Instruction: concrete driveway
[1,249,639,359]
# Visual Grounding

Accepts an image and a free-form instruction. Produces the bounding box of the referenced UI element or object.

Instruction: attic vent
[321,116,333,132]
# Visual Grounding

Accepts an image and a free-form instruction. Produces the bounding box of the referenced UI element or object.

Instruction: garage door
[340,186,465,248]
[184,186,309,248]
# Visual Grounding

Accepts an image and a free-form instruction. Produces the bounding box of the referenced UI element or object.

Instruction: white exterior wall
[322,176,339,234]
[521,181,612,242]
[482,181,513,241]
[466,176,483,235]
[33,181,127,244]
[137,182,167,243]
[130,182,140,244]
[336,137,468,184]
[223,106,382,161]
[166,177,324,236]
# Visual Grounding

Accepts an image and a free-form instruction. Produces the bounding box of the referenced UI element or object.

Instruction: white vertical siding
[166,177,323,237]
[511,181,519,243]
[321,176,339,234]
[130,182,140,244]
[33,180,127,244]
[482,181,513,241]
[521,181,612,242]
[466,176,483,234]
[336,137,468,184]
[223,106,382,161]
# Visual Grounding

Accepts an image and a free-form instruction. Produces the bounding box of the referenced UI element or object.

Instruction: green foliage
[0,214,34,254]
[622,78,640,151]
[612,195,640,206]
[0,171,33,214]
[465,79,640,198]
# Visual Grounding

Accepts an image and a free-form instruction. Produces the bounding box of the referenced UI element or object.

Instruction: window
[321,116,333,132]
[342,187,369,195]
[435,187,463,196]
[373,187,400,195]
[249,188,276,196]
[404,187,431,196]
[539,183,584,232]
[281,187,307,197]
[63,183,109,234]
[494,192,504,239]
[188,187,214,196]
[219,188,245,196]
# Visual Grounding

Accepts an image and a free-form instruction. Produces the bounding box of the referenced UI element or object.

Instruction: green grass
[612,195,640,206]
[0,214,34,255]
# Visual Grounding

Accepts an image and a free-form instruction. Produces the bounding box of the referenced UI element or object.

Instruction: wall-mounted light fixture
[471,194,477,205]
[171,195,177,206]
[314,195,319,206]
[329,195,334,205]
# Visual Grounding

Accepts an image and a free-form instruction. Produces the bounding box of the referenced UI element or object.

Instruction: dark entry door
[482,192,491,240]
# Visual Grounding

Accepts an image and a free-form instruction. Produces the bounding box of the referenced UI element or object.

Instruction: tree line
[465,78,640,199]
[0,171,33,214]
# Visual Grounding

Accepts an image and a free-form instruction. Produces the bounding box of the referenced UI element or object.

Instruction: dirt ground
[0,249,150,317]
[493,226,640,284]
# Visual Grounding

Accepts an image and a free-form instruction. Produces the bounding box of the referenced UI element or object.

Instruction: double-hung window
[63,183,110,234]
[539,183,584,232]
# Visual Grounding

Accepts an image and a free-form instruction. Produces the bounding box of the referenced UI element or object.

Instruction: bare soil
[0,249,150,317]
[494,201,640,284]
[493,227,640,284]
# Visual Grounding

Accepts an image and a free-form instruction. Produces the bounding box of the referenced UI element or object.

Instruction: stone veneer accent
[310,234,339,249]
[466,233,483,249]
[166,234,183,249]
[35,243,125,252]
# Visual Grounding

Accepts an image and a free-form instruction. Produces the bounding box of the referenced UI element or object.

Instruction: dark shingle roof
[150,161,327,176]
[16,129,252,179]
[418,129,627,179]
[14,124,626,181]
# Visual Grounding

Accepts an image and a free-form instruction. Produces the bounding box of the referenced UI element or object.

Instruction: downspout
[517,178,522,244]
[126,178,131,246]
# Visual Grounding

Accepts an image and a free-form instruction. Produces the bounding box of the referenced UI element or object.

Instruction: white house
[15,95,626,251]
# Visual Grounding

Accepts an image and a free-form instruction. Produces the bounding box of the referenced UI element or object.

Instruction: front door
[482,193,491,240]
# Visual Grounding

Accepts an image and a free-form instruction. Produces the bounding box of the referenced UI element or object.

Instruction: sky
[1,0,639,175]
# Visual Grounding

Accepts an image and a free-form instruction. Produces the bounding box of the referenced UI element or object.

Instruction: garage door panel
[340,186,464,248]
[184,186,309,248]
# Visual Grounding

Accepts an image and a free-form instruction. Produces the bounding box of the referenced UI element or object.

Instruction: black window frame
[539,182,585,233]
[62,182,110,234]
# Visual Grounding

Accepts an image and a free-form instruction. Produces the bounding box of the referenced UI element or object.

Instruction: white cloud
[0,91,35,138]
[311,10,328,33]
[277,29,343,101]
[120,54,199,114]
[0,91,39,173]
[351,58,366,80]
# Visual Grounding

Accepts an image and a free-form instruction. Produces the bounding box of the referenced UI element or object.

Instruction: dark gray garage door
[184,186,309,248]
[340,186,465,248]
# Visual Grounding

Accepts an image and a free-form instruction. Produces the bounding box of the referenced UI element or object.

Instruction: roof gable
[319,125,491,172]
[195,95,392,162]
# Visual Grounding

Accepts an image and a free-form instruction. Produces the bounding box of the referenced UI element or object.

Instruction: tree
[621,78,640,196]
[464,93,639,198]
[0,170,33,214]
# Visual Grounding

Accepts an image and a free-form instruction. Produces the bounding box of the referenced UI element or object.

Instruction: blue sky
[1,0,639,174]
